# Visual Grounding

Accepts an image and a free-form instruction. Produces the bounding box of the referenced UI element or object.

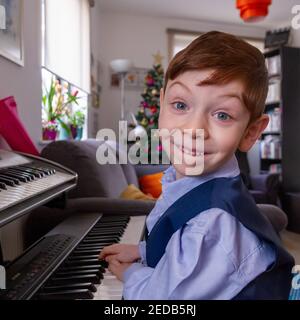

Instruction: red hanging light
[236,0,272,22]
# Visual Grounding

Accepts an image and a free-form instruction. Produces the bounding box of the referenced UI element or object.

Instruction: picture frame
[0,0,24,66]
[111,67,149,89]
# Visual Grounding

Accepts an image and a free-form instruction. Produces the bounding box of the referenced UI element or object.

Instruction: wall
[96,11,267,136]
[0,0,42,149]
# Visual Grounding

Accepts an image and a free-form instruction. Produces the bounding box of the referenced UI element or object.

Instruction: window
[167,29,264,61]
[41,0,90,141]
[43,0,90,93]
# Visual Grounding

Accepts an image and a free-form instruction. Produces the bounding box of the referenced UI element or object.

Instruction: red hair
[164,31,268,122]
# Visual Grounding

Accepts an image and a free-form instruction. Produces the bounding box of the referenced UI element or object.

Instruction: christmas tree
[132,53,165,162]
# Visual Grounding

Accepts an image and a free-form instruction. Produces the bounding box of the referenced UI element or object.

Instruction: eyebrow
[168,81,192,93]
[168,81,243,103]
[217,93,243,102]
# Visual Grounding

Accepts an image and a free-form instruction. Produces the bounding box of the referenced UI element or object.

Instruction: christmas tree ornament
[141,118,148,127]
[150,106,158,114]
[151,89,158,96]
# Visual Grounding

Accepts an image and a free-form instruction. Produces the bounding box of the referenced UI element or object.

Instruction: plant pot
[59,125,72,140]
[71,125,83,140]
[42,128,59,141]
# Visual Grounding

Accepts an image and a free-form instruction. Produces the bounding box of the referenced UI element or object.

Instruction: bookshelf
[261,46,300,192]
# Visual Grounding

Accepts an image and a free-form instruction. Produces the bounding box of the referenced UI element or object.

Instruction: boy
[99,31,294,299]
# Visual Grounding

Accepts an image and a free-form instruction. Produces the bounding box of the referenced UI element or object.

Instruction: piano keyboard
[1,213,146,300]
[0,165,73,212]
[0,149,77,228]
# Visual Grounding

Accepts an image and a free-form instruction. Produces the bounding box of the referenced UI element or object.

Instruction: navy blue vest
[145,175,294,300]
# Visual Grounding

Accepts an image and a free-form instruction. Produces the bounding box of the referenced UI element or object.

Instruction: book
[0,96,39,156]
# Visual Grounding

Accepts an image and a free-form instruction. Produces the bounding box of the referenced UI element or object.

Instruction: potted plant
[42,78,80,140]
[68,110,85,140]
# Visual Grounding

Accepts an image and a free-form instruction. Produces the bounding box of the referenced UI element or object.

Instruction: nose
[183,113,209,140]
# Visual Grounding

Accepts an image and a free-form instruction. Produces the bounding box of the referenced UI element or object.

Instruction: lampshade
[236,0,272,22]
[110,59,133,74]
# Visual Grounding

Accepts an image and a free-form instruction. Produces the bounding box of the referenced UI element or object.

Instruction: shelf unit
[260,47,300,190]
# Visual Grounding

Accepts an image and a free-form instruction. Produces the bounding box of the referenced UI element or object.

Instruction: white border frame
[0,0,24,66]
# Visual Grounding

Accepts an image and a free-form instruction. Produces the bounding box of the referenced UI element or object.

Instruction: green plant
[68,110,85,128]
[42,77,81,135]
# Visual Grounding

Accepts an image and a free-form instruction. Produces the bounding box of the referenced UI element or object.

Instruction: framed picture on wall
[0,0,24,66]
[111,67,149,89]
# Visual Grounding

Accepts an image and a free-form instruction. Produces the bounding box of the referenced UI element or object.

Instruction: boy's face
[159,70,268,179]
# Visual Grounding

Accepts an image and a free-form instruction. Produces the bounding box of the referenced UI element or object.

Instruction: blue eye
[173,102,187,111]
[215,112,231,121]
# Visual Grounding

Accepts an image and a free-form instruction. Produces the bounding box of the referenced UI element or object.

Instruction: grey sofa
[24,139,288,247]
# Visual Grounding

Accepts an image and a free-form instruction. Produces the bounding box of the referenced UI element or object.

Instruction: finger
[108,259,121,274]
[99,244,119,259]
[105,254,119,263]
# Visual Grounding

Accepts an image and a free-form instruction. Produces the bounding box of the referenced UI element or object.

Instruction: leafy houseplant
[42,78,80,140]
[68,110,85,140]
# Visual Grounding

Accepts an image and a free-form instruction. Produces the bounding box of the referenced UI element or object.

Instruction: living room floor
[281,229,300,264]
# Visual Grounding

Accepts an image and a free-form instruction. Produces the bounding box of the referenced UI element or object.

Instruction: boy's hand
[98,244,140,263]
[106,257,133,282]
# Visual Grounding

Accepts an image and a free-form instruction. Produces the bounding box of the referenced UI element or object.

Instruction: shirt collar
[161,155,241,206]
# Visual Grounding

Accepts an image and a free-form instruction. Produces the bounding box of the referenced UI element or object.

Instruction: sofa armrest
[250,173,280,193]
[257,204,288,234]
[66,197,156,216]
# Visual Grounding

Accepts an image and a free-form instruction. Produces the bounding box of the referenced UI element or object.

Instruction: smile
[174,143,204,157]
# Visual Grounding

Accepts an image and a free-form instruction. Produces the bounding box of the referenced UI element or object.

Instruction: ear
[238,114,269,152]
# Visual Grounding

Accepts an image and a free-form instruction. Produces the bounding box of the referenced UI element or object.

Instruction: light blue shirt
[123,156,276,300]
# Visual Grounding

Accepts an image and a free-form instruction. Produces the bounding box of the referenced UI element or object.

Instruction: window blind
[44,0,90,93]
[167,29,264,61]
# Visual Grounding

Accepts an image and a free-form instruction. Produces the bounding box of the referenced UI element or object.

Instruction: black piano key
[7,168,36,181]
[22,165,54,176]
[55,269,104,279]
[64,259,104,267]
[58,265,105,273]
[68,254,100,260]
[76,242,116,249]
[37,166,56,175]
[72,249,104,256]
[18,165,46,178]
[89,227,124,232]
[90,229,122,234]
[37,289,94,300]
[0,174,19,185]
[0,182,7,190]
[99,215,130,222]
[82,237,120,244]
[0,171,27,183]
[92,222,127,228]
[42,282,97,293]
[13,166,44,178]
[49,274,101,285]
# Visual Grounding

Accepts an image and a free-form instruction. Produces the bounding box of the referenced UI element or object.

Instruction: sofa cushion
[120,184,156,201]
[41,140,130,198]
[139,171,164,198]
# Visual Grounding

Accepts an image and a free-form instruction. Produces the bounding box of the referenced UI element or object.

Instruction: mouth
[173,143,208,157]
